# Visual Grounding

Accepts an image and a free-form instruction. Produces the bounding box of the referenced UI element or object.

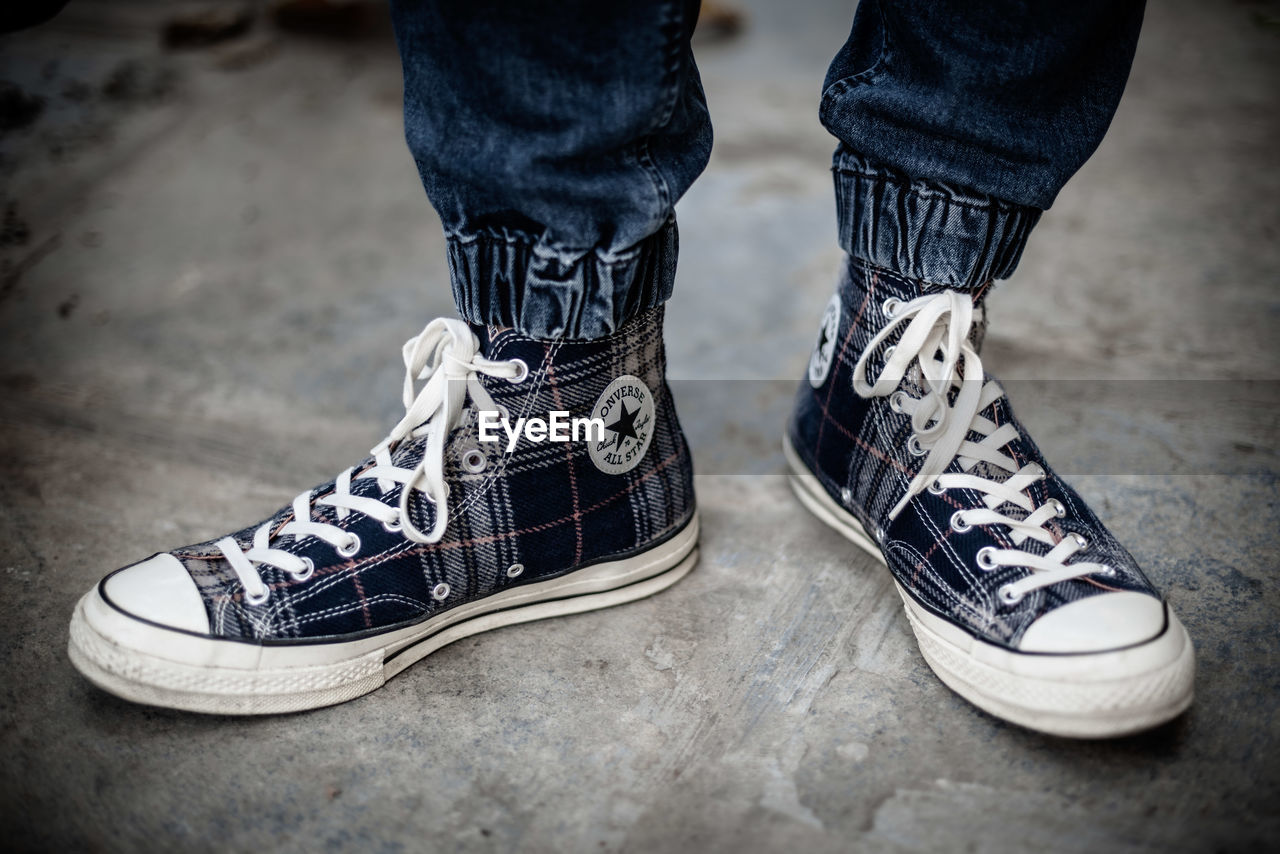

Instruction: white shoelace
[219,319,525,604]
[852,291,1111,604]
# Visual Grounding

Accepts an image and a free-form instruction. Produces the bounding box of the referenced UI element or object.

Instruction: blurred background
[1,1,1277,851]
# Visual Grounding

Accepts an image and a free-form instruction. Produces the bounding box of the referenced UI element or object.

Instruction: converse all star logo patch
[808,292,841,388]
[587,375,655,475]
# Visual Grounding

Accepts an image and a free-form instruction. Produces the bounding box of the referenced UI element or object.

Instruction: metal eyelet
[882,344,896,361]
[907,435,926,457]
[975,546,998,571]
[1048,498,1066,518]
[462,448,487,474]
[507,358,529,384]
[336,534,361,558]
[431,582,451,601]
[1096,564,1116,577]
[950,511,972,534]
[506,563,524,579]
[290,556,315,582]
[382,512,402,534]
[997,585,1024,606]
[927,479,946,496]
[1071,532,1088,549]
[881,297,902,319]
[889,391,908,414]
[244,586,270,606]
[839,487,853,505]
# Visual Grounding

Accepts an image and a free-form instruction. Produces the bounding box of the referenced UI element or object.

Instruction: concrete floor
[1,0,1277,851]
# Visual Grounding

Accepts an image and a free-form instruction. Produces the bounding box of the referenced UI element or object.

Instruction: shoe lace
[218,318,525,603]
[852,291,1110,604]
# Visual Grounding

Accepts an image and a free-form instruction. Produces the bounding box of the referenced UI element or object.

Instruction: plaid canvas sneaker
[786,257,1195,738]
[69,307,698,714]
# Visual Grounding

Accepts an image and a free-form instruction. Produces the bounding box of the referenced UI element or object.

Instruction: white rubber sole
[69,515,699,715]
[784,436,1195,738]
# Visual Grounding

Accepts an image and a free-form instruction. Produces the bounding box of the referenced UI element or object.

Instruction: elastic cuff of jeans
[833,147,1042,289]
[445,219,677,340]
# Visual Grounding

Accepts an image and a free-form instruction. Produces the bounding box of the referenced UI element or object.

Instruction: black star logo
[816,323,830,356]
[604,400,640,450]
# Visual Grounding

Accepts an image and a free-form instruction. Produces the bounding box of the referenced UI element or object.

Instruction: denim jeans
[390,0,1145,339]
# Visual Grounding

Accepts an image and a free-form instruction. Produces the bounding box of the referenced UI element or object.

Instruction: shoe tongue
[474,323,523,359]
[870,262,991,307]
[470,322,492,353]
[899,276,991,352]
[915,280,991,306]
[474,324,554,370]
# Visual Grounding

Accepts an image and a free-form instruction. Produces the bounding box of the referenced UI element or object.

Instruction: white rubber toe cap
[102,554,210,635]
[1019,591,1165,654]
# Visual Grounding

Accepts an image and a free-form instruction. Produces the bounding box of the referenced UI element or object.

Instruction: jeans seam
[819,0,890,121]
[632,0,685,229]
[647,0,685,135]
[635,139,670,215]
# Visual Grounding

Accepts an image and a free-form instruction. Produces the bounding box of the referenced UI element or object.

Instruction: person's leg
[789,0,1195,737]
[392,0,711,339]
[822,0,1144,289]
[67,2,707,713]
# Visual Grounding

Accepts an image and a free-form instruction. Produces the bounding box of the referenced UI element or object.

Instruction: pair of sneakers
[68,257,1195,737]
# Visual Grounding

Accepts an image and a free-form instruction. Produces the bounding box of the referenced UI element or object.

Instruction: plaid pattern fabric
[162,306,694,641]
[788,257,1160,650]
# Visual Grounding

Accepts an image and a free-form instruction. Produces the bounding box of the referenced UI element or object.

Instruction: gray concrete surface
[1,1,1277,851]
